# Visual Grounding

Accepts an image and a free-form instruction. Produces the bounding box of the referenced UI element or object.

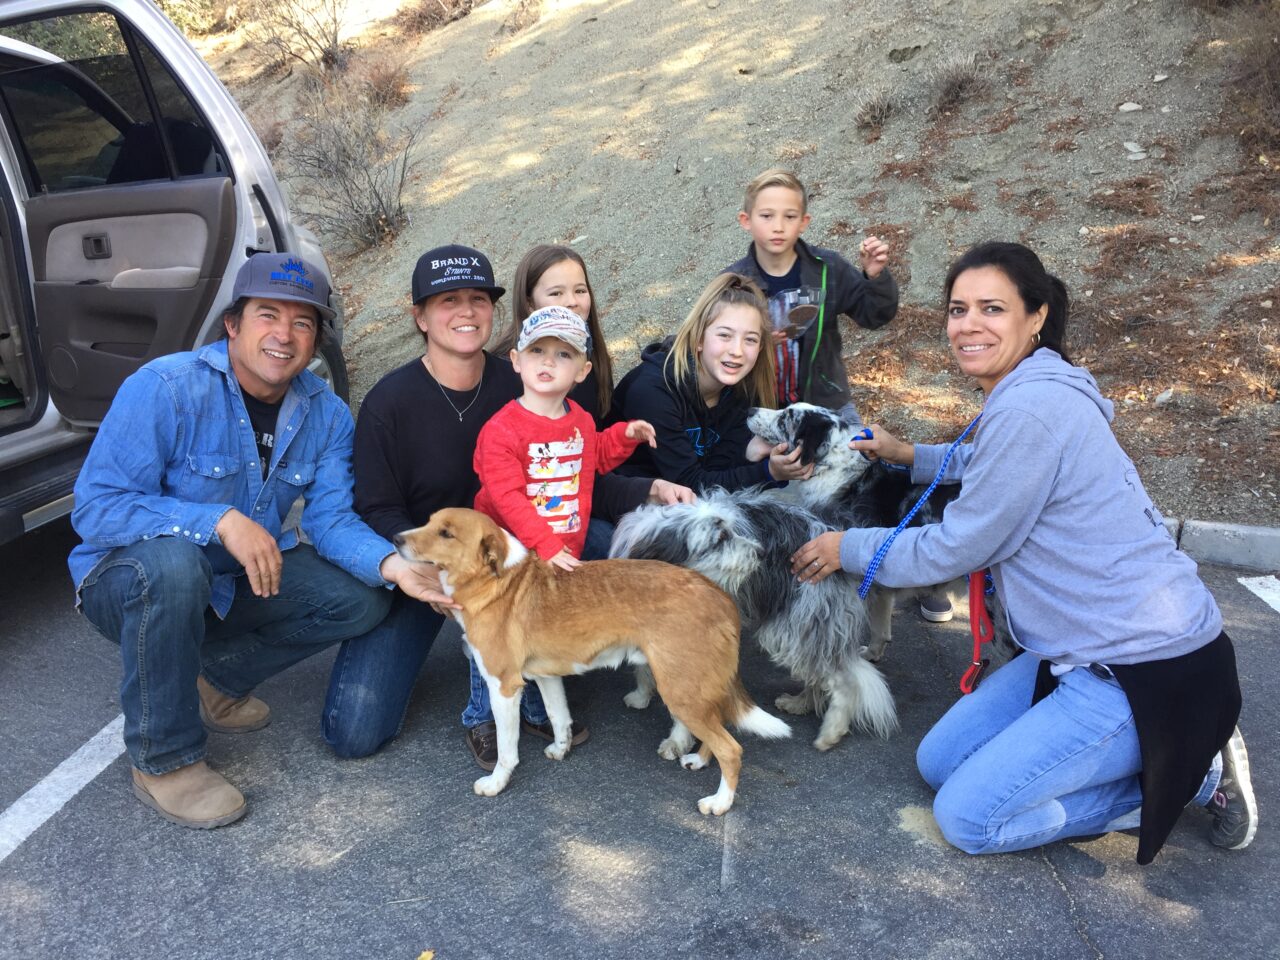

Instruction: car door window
[0,10,227,194]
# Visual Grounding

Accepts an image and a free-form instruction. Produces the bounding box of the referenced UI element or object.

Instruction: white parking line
[0,714,125,865]
[1239,575,1280,615]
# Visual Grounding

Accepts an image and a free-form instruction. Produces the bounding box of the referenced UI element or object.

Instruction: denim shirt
[69,341,394,616]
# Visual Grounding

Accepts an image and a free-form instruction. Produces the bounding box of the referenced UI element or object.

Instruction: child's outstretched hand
[626,419,658,448]
[859,235,890,279]
[547,548,583,572]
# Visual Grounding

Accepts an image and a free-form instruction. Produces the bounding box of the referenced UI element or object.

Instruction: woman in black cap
[321,245,685,769]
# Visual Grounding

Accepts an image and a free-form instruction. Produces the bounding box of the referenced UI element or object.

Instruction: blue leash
[856,414,983,599]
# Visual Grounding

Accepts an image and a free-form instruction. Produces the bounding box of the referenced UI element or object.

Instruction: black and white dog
[746,403,958,537]
[610,403,961,751]
[610,487,899,750]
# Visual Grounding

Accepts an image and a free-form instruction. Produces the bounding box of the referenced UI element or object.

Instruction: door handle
[82,234,112,260]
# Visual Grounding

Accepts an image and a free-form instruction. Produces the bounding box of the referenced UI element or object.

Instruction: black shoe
[464,721,498,772]
[919,592,954,623]
[521,718,590,746]
[1209,726,1258,850]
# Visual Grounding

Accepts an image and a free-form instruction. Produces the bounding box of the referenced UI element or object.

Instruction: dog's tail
[849,660,899,740]
[729,678,791,739]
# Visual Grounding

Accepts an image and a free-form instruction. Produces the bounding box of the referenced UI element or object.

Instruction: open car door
[0,7,235,425]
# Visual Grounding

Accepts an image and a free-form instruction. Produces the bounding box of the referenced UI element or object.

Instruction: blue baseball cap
[232,252,335,322]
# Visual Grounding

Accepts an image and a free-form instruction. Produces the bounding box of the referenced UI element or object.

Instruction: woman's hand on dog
[766,442,814,482]
[648,478,696,505]
[380,554,462,613]
[849,423,914,466]
[625,419,658,448]
[548,548,583,571]
[790,532,844,584]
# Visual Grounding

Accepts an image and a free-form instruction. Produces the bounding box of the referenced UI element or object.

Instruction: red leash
[960,569,994,694]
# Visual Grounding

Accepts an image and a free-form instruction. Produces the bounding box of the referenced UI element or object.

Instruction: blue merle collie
[609,404,959,751]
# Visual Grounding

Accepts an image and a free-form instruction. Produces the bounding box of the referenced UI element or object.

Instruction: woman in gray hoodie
[790,241,1255,864]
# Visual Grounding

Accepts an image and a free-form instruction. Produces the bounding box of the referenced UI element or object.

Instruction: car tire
[310,338,350,402]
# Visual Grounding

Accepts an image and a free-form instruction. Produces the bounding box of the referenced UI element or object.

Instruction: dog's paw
[680,752,709,771]
[544,741,570,761]
[859,642,889,663]
[657,738,683,760]
[698,792,734,816]
[775,691,814,716]
[623,688,652,710]
[812,732,843,752]
[473,769,512,797]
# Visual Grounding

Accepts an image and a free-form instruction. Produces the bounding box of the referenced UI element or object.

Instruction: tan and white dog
[393,507,790,815]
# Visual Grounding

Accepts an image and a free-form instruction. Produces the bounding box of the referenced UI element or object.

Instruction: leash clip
[959,658,989,694]
[961,569,995,694]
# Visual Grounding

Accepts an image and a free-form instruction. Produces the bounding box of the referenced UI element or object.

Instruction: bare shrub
[1230,4,1280,156]
[395,0,473,35]
[931,53,987,113]
[244,0,352,76]
[852,87,895,131]
[284,81,420,250]
[357,57,411,109]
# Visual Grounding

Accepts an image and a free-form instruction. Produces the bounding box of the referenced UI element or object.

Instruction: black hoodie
[725,236,898,411]
[608,340,774,494]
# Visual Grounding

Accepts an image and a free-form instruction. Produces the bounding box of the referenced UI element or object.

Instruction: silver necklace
[427,356,484,422]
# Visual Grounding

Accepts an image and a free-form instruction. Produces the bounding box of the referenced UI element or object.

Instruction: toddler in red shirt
[473,305,656,569]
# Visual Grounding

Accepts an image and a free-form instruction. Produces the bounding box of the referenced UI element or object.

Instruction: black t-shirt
[241,391,283,478]
[760,257,802,300]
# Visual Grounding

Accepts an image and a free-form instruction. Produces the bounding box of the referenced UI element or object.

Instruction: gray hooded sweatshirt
[839,349,1222,666]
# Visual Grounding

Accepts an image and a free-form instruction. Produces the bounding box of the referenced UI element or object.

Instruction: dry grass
[1090,176,1164,217]
[944,192,979,212]
[357,58,411,109]
[779,141,817,162]
[852,88,895,132]
[1085,226,1172,279]
[250,112,284,154]
[394,0,473,36]
[931,53,988,113]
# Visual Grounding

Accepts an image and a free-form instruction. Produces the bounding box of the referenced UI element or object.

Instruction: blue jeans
[458,519,616,728]
[79,538,390,774]
[917,651,1221,854]
[322,591,445,757]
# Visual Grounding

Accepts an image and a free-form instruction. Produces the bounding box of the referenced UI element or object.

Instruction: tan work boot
[197,675,271,733]
[131,762,246,829]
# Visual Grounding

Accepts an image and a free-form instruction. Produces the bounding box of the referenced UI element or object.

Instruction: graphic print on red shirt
[473,400,639,560]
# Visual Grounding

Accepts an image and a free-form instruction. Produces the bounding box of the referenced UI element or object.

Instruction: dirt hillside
[198,0,1280,525]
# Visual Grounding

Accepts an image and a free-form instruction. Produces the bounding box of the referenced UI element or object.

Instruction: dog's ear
[481,530,507,576]
[793,412,834,467]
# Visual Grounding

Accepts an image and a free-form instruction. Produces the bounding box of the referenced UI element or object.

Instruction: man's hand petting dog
[849,423,914,467]
[379,554,462,614]
[791,532,844,584]
[747,435,814,482]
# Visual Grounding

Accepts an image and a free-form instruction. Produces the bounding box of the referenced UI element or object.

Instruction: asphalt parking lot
[1,517,1276,960]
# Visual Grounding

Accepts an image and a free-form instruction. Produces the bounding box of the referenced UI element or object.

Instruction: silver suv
[0,0,347,544]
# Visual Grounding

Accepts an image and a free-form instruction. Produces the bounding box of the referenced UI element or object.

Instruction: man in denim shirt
[70,254,436,829]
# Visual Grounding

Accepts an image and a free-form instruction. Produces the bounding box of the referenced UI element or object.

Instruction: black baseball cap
[232,252,335,321]
[412,244,505,304]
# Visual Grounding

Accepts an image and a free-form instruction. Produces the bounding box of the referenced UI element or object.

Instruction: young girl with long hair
[610,272,809,492]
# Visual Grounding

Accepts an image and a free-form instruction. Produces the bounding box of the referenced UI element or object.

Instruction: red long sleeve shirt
[473,399,640,560]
